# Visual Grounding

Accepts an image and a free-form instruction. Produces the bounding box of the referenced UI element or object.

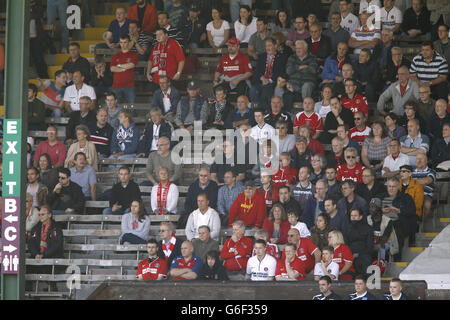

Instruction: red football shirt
[275,257,306,280]
[252,243,280,260]
[293,111,323,136]
[332,244,355,280]
[341,94,369,115]
[272,166,298,188]
[215,51,253,81]
[349,126,371,144]
[110,50,138,88]
[149,38,185,84]
[136,257,168,280]
[336,162,365,184]
[282,237,318,273]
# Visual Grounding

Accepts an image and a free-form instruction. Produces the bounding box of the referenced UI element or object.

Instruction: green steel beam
[0,0,29,300]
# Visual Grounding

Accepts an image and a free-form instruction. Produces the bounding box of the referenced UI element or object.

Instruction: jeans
[47,0,69,50]
[230,0,252,23]
[102,207,130,215]
[120,233,147,244]
[30,38,49,78]
[51,108,63,117]
[249,82,273,103]
[300,82,315,100]
[112,87,136,104]
[108,153,137,168]
[271,0,292,10]
[94,86,112,101]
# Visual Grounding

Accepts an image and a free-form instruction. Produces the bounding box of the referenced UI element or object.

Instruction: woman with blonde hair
[328,230,356,280]
[64,124,98,170]
[262,203,290,244]
[25,193,40,236]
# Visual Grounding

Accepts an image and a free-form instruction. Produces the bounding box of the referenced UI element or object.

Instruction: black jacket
[387,192,418,236]
[427,113,450,142]
[48,181,85,214]
[88,122,114,157]
[66,110,97,141]
[184,180,218,214]
[89,63,113,88]
[109,180,142,209]
[343,219,373,256]
[290,147,313,170]
[157,237,182,268]
[401,7,431,35]
[306,35,332,63]
[354,58,380,87]
[255,51,288,84]
[384,57,411,84]
[432,138,450,168]
[198,251,229,280]
[206,100,234,129]
[28,219,64,258]
[63,57,92,83]
[274,197,302,218]
[356,182,387,204]
[136,120,172,156]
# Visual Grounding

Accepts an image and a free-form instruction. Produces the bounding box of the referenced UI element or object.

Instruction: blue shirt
[217,181,244,215]
[108,19,130,44]
[69,165,97,198]
[224,108,256,129]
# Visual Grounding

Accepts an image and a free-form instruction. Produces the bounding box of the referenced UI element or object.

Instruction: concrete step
[83,28,107,41]
[401,247,424,262]
[383,262,408,278]
[414,232,437,247]
[95,15,115,28]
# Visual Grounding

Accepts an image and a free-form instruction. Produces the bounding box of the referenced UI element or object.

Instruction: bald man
[428,99,450,141]
[169,240,203,280]
[224,95,257,129]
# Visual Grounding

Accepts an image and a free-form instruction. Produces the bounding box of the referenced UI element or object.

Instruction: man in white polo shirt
[382,138,410,178]
[63,70,96,113]
[250,108,275,145]
[245,239,277,281]
[378,0,402,33]
[340,0,360,35]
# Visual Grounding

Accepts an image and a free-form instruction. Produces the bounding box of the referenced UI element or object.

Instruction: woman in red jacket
[328,230,356,280]
[262,204,290,245]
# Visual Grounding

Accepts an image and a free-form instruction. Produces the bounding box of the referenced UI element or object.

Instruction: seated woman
[314,84,333,119]
[262,203,290,245]
[37,153,59,191]
[198,250,229,280]
[234,5,257,48]
[64,124,98,171]
[361,121,391,172]
[206,6,230,49]
[385,112,406,140]
[287,211,311,238]
[310,154,327,184]
[25,193,40,238]
[151,167,179,215]
[327,230,356,281]
[268,10,293,37]
[120,199,151,245]
[207,85,234,130]
[310,213,337,251]
[109,109,140,163]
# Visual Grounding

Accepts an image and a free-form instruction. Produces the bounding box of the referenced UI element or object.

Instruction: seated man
[292,166,314,212]
[211,140,246,186]
[169,241,203,280]
[213,37,253,96]
[399,165,424,233]
[136,108,172,157]
[382,139,410,178]
[220,220,253,273]
[264,96,293,132]
[345,275,377,300]
[136,239,168,280]
[409,41,448,99]
[127,0,157,34]
[103,91,122,129]
[322,96,355,144]
[102,166,142,215]
[224,95,256,129]
[417,85,436,122]
[274,186,302,218]
[341,78,368,116]
[151,11,184,46]
[381,278,409,300]
[184,4,207,49]
[401,0,431,38]
[245,239,277,281]
[337,124,361,155]
[337,147,364,184]
[228,180,266,228]
[174,81,208,130]
[276,243,307,281]
[384,46,411,89]
[260,73,296,113]
[325,167,342,199]
[325,197,347,231]
[33,126,67,168]
[69,152,97,201]
[343,208,373,275]
[293,97,323,140]
[62,43,91,84]
[323,12,350,52]
[353,49,380,103]
[348,11,381,55]
[373,28,393,70]
[379,0,403,33]
[151,76,181,123]
[434,24,450,65]
[337,179,369,220]
[377,66,420,117]
[313,246,340,281]
[207,86,234,130]
[412,153,436,220]
[302,179,328,229]
[306,23,332,66]
[356,167,386,205]
[150,167,179,215]
[299,125,324,155]
[286,15,311,50]
[167,0,189,31]
[192,225,220,263]
[185,193,221,241]
[286,40,318,101]
[109,109,140,160]
[399,119,430,167]
[282,228,321,274]
[63,70,96,113]
[400,100,427,134]
[250,108,275,145]
[321,42,353,87]
[427,99,450,141]
[27,84,46,131]
[339,0,360,35]
[65,96,97,144]
[144,136,182,186]
[217,170,244,226]
[128,19,152,61]
[275,120,296,153]
[312,275,342,300]
[37,69,67,117]
[89,108,114,159]
[184,167,218,217]
[48,168,85,215]
[90,56,114,100]
[326,137,346,168]
[157,221,182,267]
[349,111,371,146]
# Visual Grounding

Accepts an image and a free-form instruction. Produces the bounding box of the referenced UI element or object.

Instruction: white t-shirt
[379,6,403,30]
[313,261,340,280]
[381,152,410,176]
[359,0,381,14]
[278,134,296,153]
[250,123,275,145]
[63,83,96,111]
[340,12,360,35]
[234,18,258,44]
[291,222,311,238]
[206,20,231,47]
[246,254,277,281]
[314,101,331,119]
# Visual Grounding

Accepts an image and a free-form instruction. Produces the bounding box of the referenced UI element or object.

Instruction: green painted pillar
[0,0,29,300]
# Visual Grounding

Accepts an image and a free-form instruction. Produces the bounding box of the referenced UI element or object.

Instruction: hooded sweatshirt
[110,121,140,154]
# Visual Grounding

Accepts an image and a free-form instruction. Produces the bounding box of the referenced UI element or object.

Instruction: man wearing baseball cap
[214,37,253,96]
[185,4,207,49]
[174,80,208,130]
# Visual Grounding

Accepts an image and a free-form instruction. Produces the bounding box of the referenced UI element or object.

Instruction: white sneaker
[61,47,68,54]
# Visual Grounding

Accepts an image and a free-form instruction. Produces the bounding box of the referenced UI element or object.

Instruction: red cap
[227,37,240,46]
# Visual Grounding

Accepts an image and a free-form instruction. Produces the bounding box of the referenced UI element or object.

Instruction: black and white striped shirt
[409,52,448,82]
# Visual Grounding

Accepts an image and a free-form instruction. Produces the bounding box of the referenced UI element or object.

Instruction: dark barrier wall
[88,280,427,300]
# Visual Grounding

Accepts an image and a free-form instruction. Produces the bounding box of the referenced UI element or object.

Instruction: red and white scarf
[40,221,52,253]
[264,55,275,79]
[157,181,171,214]
[162,234,177,259]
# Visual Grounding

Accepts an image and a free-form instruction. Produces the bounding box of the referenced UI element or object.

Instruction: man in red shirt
[228,180,267,228]
[136,239,168,280]
[169,241,203,280]
[275,243,306,281]
[341,78,368,115]
[127,0,157,34]
[272,152,298,191]
[147,27,185,87]
[33,126,67,168]
[220,220,253,272]
[110,34,138,104]
[214,37,253,96]
[337,147,365,184]
[282,228,321,273]
[298,125,325,155]
[293,97,323,140]
[349,111,371,146]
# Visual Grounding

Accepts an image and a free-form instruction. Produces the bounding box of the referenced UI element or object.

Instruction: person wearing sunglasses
[399,165,424,239]
[48,167,85,215]
[336,147,364,184]
[157,221,182,267]
[349,111,370,146]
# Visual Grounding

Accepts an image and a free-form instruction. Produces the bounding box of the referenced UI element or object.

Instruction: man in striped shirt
[348,11,381,55]
[409,41,448,99]
[412,153,436,220]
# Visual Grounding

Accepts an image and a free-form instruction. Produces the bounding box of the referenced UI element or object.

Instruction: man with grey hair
[136,107,172,157]
[220,220,253,274]
[286,40,318,101]
[302,179,329,228]
[399,118,430,167]
[336,147,364,184]
[192,225,220,262]
[65,95,97,144]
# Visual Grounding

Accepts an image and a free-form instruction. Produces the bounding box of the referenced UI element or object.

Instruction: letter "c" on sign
[4,226,17,242]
